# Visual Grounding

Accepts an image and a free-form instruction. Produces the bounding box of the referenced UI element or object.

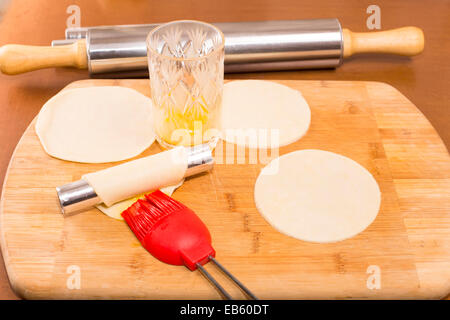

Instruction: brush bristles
[145,190,187,212]
[121,190,186,243]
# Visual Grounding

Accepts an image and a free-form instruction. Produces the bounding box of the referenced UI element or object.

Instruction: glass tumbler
[146,20,225,148]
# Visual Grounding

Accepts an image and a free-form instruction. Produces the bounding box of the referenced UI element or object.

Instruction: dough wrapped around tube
[83,147,188,207]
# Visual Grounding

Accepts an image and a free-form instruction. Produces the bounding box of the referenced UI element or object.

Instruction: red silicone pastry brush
[121,190,258,300]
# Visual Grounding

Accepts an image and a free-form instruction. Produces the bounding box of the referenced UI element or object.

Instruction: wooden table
[0,0,448,299]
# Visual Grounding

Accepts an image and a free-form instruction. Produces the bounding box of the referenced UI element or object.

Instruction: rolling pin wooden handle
[0,39,88,75]
[342,26,424,58]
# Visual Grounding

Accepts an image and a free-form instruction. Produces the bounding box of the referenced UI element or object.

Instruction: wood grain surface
[0,0,449,299]
[1,79,449,299]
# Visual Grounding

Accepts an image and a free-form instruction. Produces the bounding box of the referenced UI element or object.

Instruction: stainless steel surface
[65,24,154,40]
[197,256,259,300]
[61,19,343,77]
[217,19,343,71]
[56,143,214,216]
[56,179,101,216]
[185,143,215,177]
[209,256,258,300]
[51,39,77,46]
[65,27,88,39]
[86,24,159,75]
[196,262,233,300]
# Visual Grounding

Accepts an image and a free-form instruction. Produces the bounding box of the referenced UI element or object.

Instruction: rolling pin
[0,19,424,77]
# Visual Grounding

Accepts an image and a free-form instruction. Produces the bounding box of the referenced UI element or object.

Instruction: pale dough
[254,150,381,243]
[36,86,155,163]
[83,147,188,207]
[96,179,184,220]
[221,80,311,148]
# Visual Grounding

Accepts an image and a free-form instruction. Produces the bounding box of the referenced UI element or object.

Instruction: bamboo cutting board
[1,79,449,299]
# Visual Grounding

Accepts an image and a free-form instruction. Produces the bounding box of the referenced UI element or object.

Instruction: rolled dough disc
[254,150,381,243]
[35,86,155,163]
[221,80,311,148]
[83,147,188,206]
[96,179,184,220]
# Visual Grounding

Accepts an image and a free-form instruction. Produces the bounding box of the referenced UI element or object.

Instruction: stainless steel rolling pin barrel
[58,19,344,77]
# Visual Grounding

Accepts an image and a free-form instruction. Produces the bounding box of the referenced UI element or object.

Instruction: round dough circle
[36,86,155,163]
[221,80,311,148]
[254,150,381,243]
